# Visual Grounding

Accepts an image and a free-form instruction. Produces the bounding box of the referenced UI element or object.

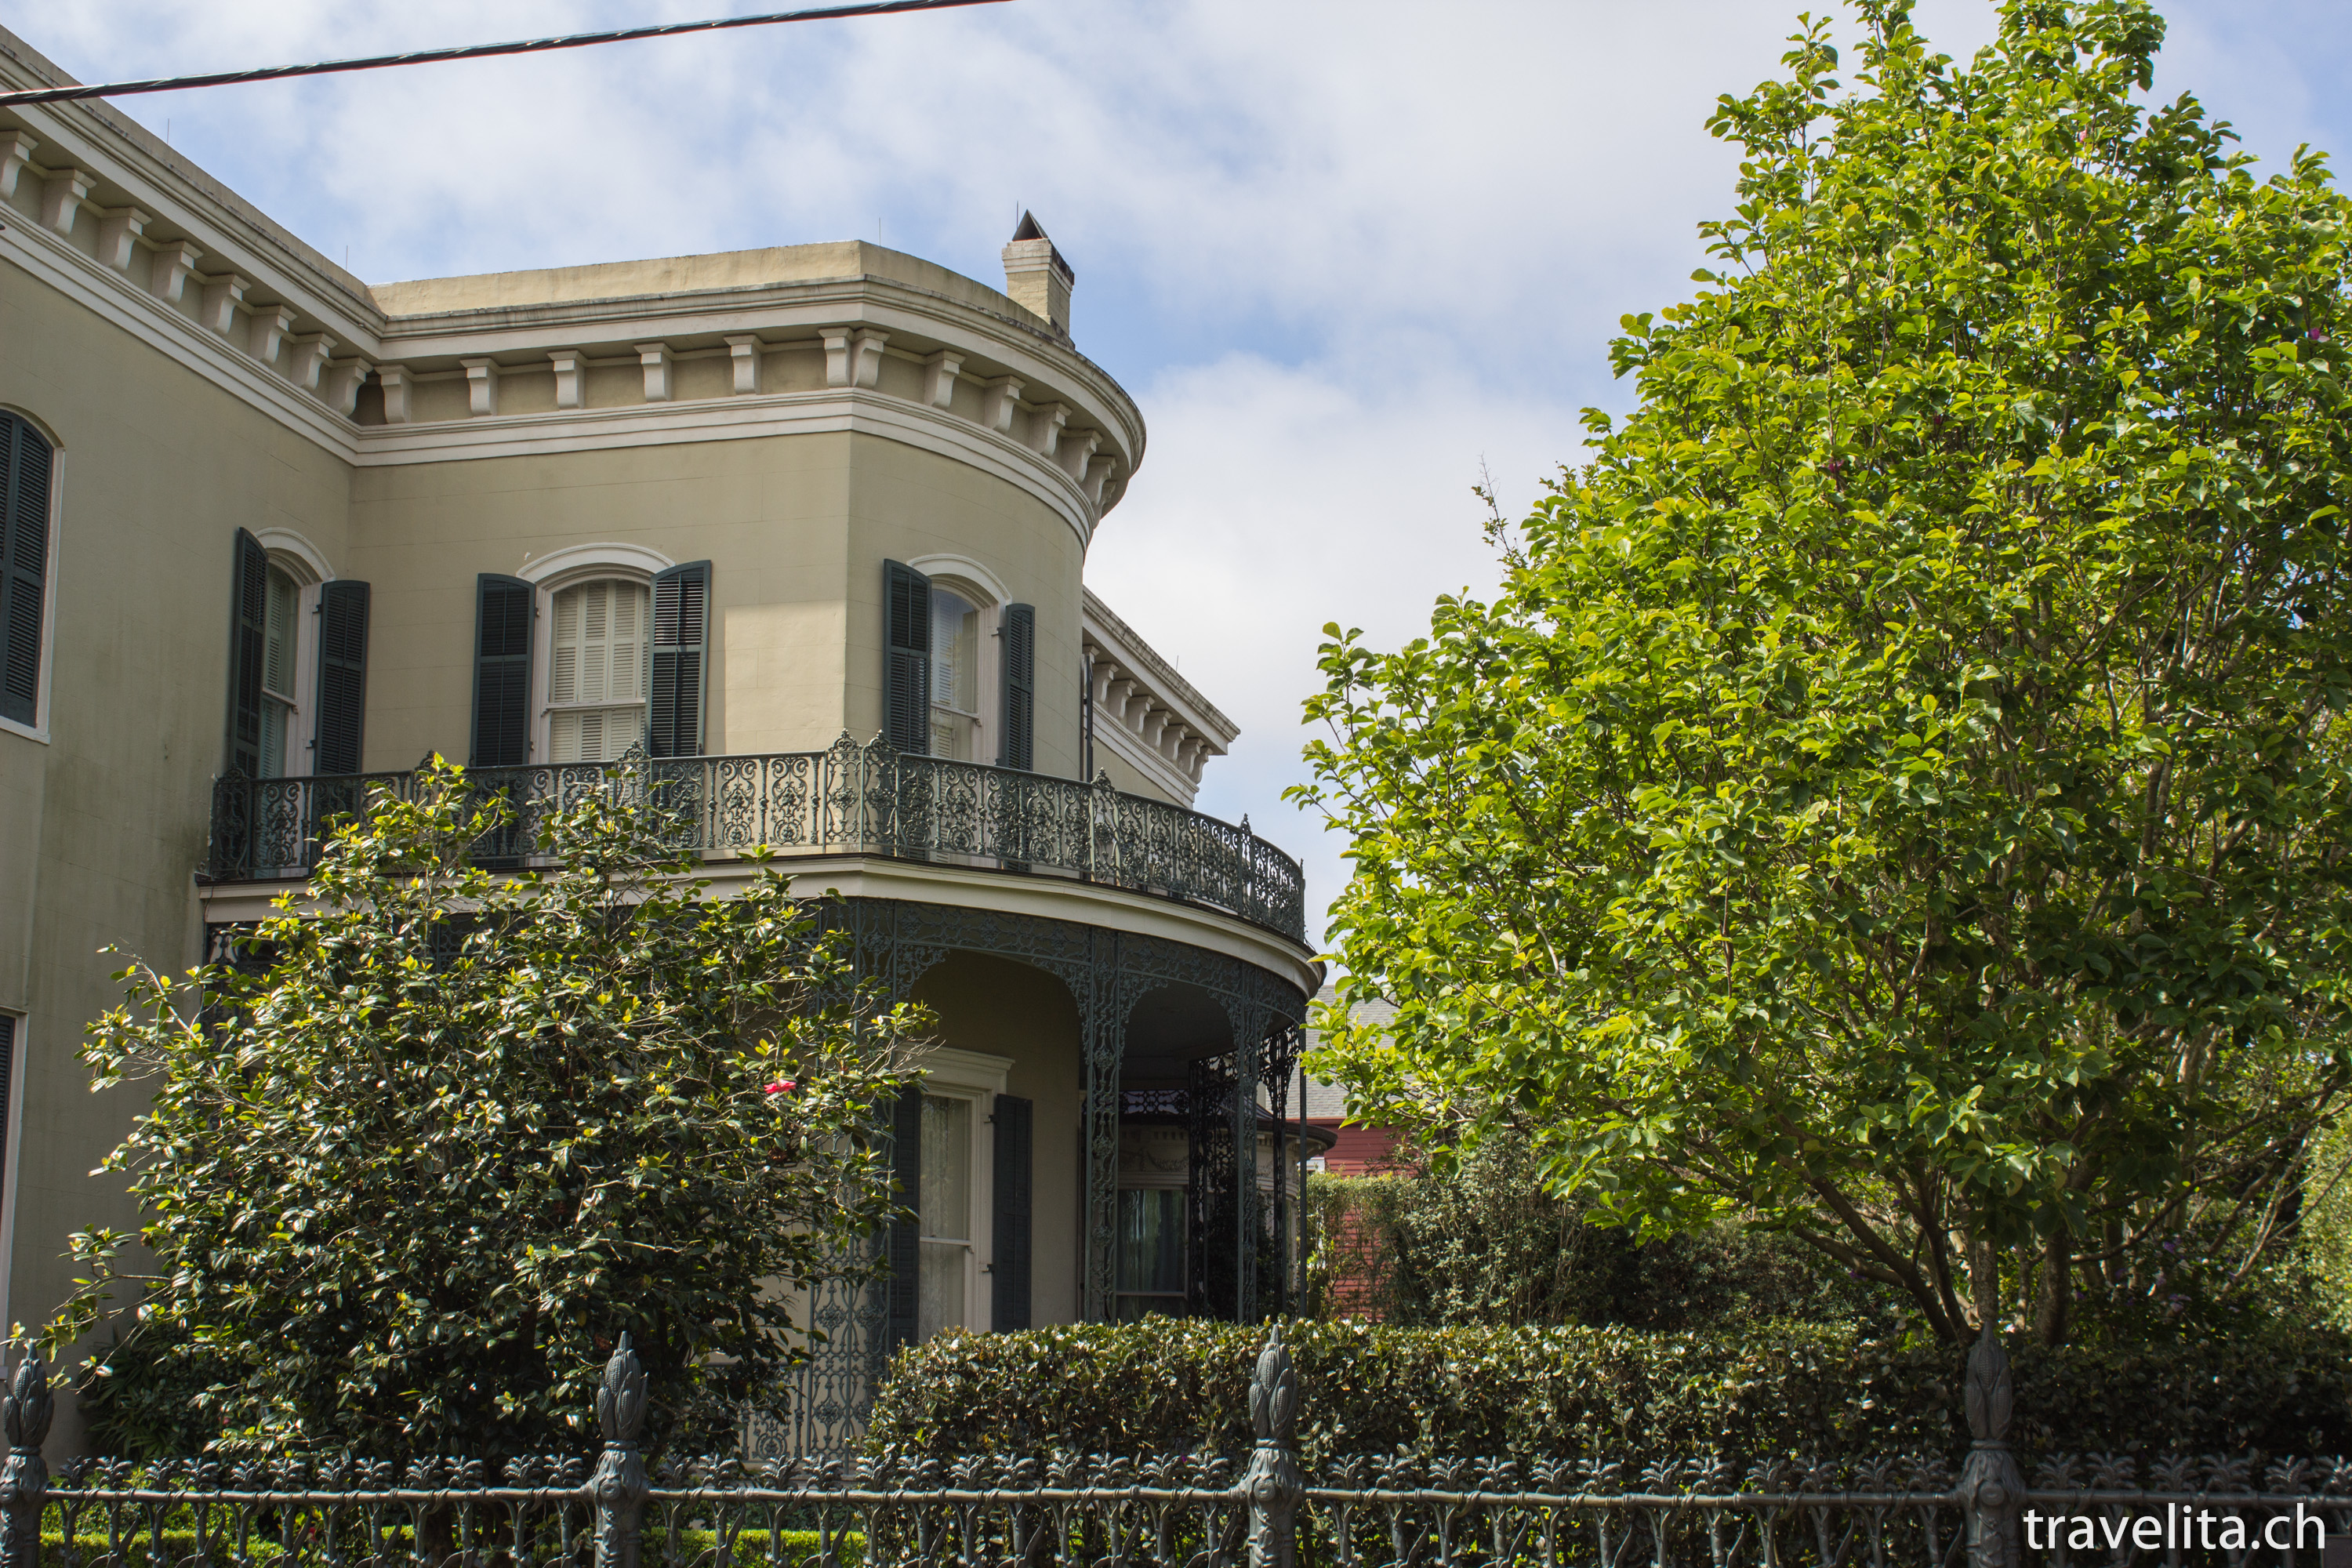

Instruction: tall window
[1116,1188,1186,1320]
[884,561,1034,769]
[227,531,367,780]
[256,564,299,777]
[917,1094,975,1339]
[929,589,980,759]
[2,412,53,731]
[547,579,648,763]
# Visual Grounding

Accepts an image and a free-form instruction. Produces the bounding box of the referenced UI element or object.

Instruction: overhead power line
[0,0,1007,108]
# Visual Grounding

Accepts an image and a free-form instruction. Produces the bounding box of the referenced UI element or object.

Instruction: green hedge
[866,1319,2352,1465]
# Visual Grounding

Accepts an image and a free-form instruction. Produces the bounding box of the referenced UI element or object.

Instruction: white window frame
[0,408,64,746]
[916,1045,1012,1338]
[517,543,673,764]
[251,528,335,778]
[906,554,1007,766]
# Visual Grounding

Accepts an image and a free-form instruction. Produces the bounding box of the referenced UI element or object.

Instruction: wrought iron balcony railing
[205,733,1308,945]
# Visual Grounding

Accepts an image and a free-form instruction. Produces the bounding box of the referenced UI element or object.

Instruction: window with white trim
[929,587,982,760]
[893,1047,1011,1342]
[917,1093,975,1339]
[256,564,301,777]
[547,578,649,763]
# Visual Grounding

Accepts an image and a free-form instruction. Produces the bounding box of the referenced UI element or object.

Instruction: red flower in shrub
[764,1080,797,1095]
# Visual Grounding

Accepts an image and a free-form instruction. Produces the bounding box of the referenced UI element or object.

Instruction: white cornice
[1098,715,1203,807]
[8,216,1105,547]
[1084,589,1236,745]
[2,201,362,456]
[355,390,1102,550]
[376,278,1143,474]
[0,48,383,352]
[198,851,1320,994]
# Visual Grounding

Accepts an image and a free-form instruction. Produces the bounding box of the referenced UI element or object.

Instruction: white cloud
[1084,347,1570,942]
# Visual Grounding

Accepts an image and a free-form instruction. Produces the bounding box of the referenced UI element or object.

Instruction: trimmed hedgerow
[866,1320,2352,1466]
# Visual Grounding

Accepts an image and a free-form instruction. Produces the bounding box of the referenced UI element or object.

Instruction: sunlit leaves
[1293,0,2352,1343]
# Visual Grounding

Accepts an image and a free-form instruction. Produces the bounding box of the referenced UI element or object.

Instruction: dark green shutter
[998,603,1035,771]
[2,415,52,728]
[991,1093,1033,1330]
[225,529,268,776]
[312,581,370,774]
[886,1087,923,1353]
[884,560,930,753]
[649,561,710,758]
[470,575,533,767]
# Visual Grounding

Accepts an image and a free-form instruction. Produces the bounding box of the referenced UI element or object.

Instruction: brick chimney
[1001,211,1074,336]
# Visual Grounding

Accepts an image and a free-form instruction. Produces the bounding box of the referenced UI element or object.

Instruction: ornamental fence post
[1243,1324,1303,1568]
[1959,1323,2022,1568]
[590,1335,649,1568]
[0,1341,52,1568]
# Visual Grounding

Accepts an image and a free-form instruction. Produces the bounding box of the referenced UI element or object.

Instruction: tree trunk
[2034,1235,2071,1346]
[1968,1234,2002,1333]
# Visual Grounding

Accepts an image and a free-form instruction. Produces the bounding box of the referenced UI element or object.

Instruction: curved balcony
[203,733,1308,945]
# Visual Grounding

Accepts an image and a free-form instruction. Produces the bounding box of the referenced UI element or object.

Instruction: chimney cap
[1005,209,1075,286]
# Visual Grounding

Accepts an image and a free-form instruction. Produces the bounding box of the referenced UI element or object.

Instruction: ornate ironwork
[590,1337,650,1568]
[1188,1052,1243,1323]
[1959,1323,2023,1568]
[0,1343,52,1568]
[204,735,1309,943]
[1244,1326,1303,1568]
[16,1327,2346,1568]
[775,900,1308,1453]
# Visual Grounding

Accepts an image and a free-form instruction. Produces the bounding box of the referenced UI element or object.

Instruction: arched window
[2,412,56,733]
[929,586,982,760]
[255,560,302,775]
[225,528,366,779]
[472,549,709,768]
[884,557,1034,769]
[547,577,649,763]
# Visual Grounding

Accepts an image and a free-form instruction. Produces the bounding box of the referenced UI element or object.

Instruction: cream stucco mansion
[0,24,1323,1450]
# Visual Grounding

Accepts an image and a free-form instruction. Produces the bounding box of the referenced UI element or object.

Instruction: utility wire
[0,0,1007,108]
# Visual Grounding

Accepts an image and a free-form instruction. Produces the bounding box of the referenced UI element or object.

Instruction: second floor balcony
[204,733,1309,946]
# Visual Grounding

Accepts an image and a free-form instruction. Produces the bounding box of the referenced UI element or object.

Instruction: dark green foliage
[867,1319,2352,1466]
[75,1323,225,1460]
[1302,1139,1891,1330]
[53,761,924,1461]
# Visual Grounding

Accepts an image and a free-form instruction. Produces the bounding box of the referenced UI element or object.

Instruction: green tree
[53,761,922,1457]
[1295,0,2352,1347]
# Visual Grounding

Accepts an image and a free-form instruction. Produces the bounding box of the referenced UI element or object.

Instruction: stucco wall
[0,250,355,1446]
[844,434,1087,776]
[348,426,1084,771]
[909,952,1083,1327]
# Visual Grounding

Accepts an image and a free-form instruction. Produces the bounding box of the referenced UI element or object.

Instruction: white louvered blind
[547,579,648,763]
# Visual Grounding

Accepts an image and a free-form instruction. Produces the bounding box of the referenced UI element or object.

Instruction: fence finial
[1244,1323,1303,1568]
[590,1334,649,1568]
[0,1341,52,1568]
[1960,1320,2022,1568]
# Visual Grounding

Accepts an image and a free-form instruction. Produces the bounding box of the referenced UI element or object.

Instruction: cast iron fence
[2,1323,2344,1568]
[203,734,1308,943]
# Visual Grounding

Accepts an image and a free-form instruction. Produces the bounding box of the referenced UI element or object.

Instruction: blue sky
[13,0,2352,945]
